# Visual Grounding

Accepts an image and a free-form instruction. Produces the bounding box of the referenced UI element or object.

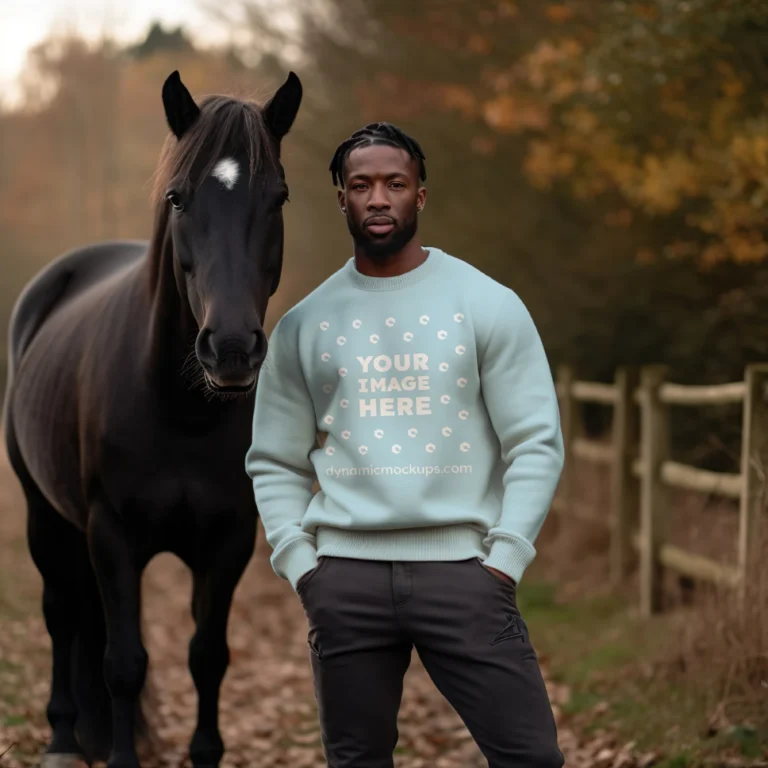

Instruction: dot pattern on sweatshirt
[317,312,472,459]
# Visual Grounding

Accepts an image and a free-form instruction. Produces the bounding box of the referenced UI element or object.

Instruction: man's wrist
[273,537,319,591]
[483,536,536,586]
[484,564,516,586]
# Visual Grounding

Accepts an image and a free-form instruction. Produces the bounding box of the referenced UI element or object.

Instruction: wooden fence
[554,364,768,616]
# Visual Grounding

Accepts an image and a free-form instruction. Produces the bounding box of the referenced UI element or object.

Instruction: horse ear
[162,70,200,139]
[263,71,303,144]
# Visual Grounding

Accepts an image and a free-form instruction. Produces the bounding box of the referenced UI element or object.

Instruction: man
[245,122,565,767]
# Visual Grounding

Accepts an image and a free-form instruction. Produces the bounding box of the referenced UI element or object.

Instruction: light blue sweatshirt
[245,247,564,591]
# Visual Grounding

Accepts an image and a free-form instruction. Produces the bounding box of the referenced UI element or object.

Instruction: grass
[517,575,768,766]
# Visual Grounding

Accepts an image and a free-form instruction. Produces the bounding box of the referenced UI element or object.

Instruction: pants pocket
[474,558,517,595]
[296,556,328,596]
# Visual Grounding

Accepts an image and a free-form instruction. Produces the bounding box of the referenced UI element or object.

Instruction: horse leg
[88,506,147,768]
[24,483,88,765]
[188,529,255,768]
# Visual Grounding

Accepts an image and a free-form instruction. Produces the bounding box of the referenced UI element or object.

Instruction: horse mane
[150,94,279,208]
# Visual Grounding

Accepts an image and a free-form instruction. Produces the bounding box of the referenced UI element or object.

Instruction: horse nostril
[196,328,216,368]
[250,329,268,365]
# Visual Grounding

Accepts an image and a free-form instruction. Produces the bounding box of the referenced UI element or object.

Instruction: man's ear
[417,186,427,212]
[338,189,347,214]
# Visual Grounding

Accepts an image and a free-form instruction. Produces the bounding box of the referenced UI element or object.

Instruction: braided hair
[329,122,427,188]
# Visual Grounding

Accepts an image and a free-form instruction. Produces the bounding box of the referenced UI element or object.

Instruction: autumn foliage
[365,1,768,268]
[4,4,768,400]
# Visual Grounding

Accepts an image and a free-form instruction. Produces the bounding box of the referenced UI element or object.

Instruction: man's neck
[353,239,428,278]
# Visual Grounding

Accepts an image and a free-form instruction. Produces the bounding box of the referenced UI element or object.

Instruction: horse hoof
[40,755,89,768]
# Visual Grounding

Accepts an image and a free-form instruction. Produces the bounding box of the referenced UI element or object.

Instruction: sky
[0,0,296,107]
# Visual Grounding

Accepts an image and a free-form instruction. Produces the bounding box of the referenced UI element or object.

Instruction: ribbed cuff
[316,524,485,560]
[482,536,537,585]
[272,537,318,592]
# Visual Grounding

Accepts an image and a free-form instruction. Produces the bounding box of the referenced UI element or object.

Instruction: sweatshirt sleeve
[479,291,565,585]
[245,313,320,591]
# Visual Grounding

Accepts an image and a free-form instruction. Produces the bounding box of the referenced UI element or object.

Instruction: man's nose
[368,184,391,209]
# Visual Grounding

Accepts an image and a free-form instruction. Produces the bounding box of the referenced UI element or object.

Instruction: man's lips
[365,216,395,235]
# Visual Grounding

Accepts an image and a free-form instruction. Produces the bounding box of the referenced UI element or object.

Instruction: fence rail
[555,363,768,616]
[657,381,747,406]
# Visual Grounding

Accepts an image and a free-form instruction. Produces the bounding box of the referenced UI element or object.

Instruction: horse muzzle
[202,353,258,393]
[196,328,267,393]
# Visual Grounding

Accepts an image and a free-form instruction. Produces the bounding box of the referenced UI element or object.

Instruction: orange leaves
[496,4,768,267]
[523,140,576,189]
[521,112,636,201]
[561,106,599,135]
[630,3,661,22]
[438,84,479,119]
[715,60,745,100]
[729,131,768,178]
[694,198,768,266]
[482,94,550,133]
[497,0,519,18]
[723,234,768,264]
[370,0,768,268]
[634,152,701,215]
[519,38,585,98]
[682,127,768,264]
[467,34,493,55]
[701,231,768,266]
[546,4,574,24]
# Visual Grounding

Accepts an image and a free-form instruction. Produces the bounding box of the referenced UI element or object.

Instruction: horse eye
[166,191,184,211]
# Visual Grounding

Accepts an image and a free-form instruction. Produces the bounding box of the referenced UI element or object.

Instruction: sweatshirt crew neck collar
[343,247,443,292]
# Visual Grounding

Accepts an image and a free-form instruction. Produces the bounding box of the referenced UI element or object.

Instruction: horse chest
[94,440,255,561]
[101,434,251,507]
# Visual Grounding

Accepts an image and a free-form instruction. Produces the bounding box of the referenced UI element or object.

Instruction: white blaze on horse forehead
[211,157,240,190]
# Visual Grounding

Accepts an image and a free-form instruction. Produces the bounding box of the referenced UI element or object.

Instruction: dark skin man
[337,141,516,585]
[247,122,565,768]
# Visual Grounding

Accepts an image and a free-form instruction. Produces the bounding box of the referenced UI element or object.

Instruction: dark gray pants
[296,556,565,768]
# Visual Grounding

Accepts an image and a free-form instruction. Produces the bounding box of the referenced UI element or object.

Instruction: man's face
[338,143,427,261]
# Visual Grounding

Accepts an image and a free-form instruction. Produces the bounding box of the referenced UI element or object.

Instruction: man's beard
[347,211,418,262]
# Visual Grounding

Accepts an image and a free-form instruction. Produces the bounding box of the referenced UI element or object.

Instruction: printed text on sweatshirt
[245,247,564,590]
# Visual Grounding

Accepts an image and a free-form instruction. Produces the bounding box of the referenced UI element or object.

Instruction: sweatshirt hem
[315,524,487,561]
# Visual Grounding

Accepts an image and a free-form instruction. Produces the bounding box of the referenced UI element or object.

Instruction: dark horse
[2,69,302,768]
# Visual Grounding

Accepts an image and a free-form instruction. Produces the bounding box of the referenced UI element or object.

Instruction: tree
[219,0,648,354]
[215,0,768,469]
[126,22,196,60]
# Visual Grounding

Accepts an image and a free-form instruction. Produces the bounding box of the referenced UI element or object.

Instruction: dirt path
[0,454,640,768]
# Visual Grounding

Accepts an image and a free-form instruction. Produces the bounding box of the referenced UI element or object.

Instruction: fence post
[639,365,669,617]
[610,367,640,586]
[738,364,768,604]
[557,365,579,517]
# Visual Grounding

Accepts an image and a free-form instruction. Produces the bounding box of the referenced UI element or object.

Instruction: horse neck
[143,220,199,397]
